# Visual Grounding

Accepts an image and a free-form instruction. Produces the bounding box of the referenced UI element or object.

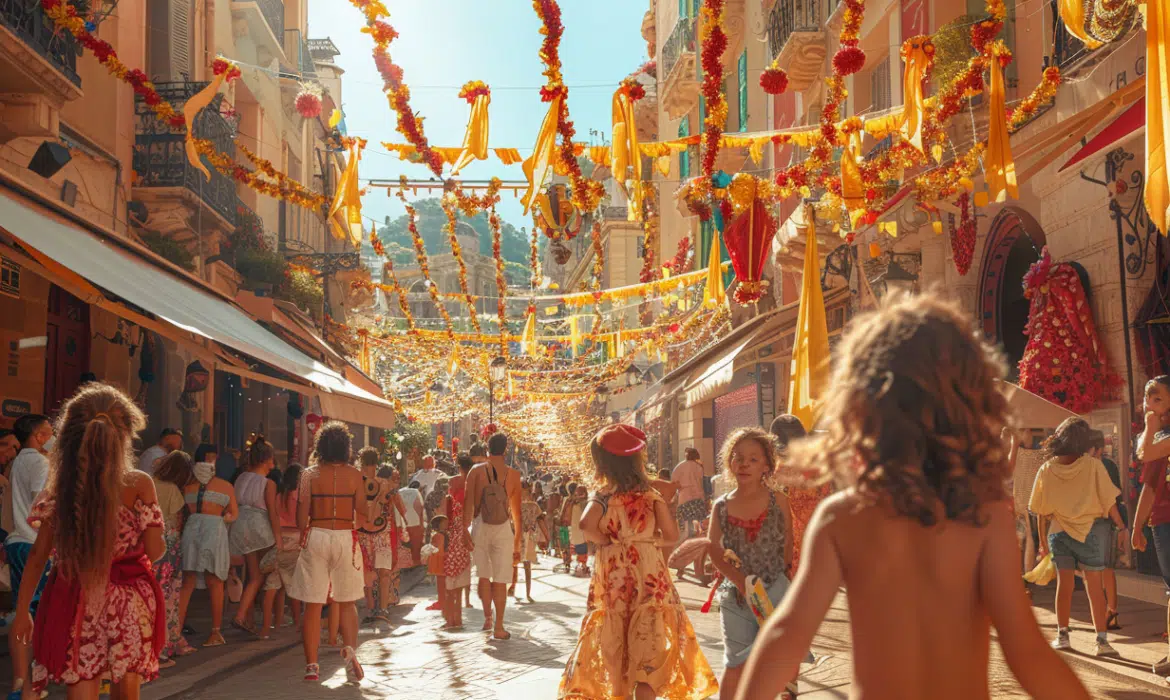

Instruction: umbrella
[668,537,709,569]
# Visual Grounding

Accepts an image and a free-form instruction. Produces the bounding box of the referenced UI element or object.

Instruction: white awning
[0,191,395,430]
[682,335,756,408]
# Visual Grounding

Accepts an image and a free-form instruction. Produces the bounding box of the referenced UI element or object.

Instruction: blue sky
[307,0,650,231]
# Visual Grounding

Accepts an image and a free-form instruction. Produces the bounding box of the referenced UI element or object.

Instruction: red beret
[597,424,647,457]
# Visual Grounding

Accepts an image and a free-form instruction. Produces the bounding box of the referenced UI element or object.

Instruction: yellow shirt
[1028,455,1119,542]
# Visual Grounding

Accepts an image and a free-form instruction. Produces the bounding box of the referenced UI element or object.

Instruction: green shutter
[698,219,713,272]
[699,95,706,123]
[692,0,700,18]
[680,0,687,18]
[678,117,690,178]
[738,51,748,132]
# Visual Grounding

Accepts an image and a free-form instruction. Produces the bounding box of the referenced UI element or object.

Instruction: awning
[997,381,1078,428]
[1059,96,1144,172]
[0,191,396,430]
[683,334,756,407]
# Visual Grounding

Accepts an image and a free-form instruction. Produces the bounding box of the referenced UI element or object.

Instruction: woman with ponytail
[11,383,167,698]
[178,444,238,647]
[228,436,282,637]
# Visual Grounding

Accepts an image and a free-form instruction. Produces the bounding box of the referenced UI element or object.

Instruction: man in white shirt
[137,427,182,475]
[6,414,52,699]
[413,455,442,498]
[398,479,425,567]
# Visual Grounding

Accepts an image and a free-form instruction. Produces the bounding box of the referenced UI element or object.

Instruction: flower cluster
[459,80,491,104]
[590,221,604,290]
[664,237,693,275]
[440,194,481,332]
[489,206,510,354]
[759,61,789,95]
[194,140,328,210]
[1009,66,1061,132]
[295,85,323,118]
[638,196,660,283]
[950,191,975,275]
[396,181,456,338]
[619,77,646,102]
[699,0,729,178]
[211,57,242,82]
[451,177,503,216]
[912,142,984,202]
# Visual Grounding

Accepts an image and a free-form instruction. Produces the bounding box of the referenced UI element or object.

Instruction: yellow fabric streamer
[522,97,562,214]
[495,148,523,165]
[446,346,460,377]
[788,206,831,430]
[1059,0,1103,49]
[702,230,727,308]
[1148,0,1170,237]
[183,71,227,181]
[612,89,644,221]
[328,140,364,247]
[985,46,1019,203]
[328,109,343,129]
[900,38,930,153]
[589,146,611,168]
[841,131,865,223]
[452,92,491,176]
[521,308,538,356]
[569,316,581,357]
[656,155,671,177]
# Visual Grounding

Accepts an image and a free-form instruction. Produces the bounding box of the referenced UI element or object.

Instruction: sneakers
[1152,655,1170,675]
[1051,629,1071,651]
[1094,639,1120,658]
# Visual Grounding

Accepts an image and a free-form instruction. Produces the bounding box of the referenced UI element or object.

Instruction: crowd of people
[5,294,1170,699]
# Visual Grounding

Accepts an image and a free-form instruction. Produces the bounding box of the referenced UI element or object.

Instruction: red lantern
[722,199,778,305]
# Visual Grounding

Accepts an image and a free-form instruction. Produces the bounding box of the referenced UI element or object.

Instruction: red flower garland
[950,192,975,275]
[699,0,728,179]
[832,46,866,76]
[759,64,789,95]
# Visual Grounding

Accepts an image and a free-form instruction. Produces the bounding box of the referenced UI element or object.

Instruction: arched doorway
[977,207,1047,379]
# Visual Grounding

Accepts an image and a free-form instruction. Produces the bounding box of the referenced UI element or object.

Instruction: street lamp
[488,355,507,424]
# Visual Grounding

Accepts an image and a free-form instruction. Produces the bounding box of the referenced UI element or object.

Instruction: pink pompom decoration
[295,90,322,119]
[832,46,866,76]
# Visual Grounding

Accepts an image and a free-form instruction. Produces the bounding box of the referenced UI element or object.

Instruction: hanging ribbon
[521,307,538,356]
[611,88,644,221]
[899,36,933,154]
[702,227,727,308]
[446,346,460,377]
[329,139,365,246]
[183,71,228,181]
[841,130,866,225]
[1059,0,1103,49]
[569,315,581,357]
[1147,0,1170,236]
[788,205,831,430]
[522,97,562,214]
[452,90,491,176]
[985,45,1019,203]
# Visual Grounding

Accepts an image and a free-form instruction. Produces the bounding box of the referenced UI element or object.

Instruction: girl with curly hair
[12,383,167,698]
[735,295,1089,700]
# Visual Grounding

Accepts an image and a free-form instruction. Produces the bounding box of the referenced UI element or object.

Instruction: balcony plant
[137,231,196,272]
[284,269,323,319]
[234,248,286,294]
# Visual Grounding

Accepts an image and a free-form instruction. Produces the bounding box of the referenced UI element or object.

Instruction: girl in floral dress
[442,454,473,628]
[152,451,197,665]
[559,424,718,700]
[12,383,167,699]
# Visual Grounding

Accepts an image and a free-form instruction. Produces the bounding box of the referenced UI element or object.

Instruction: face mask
[43,436,56,453]
[193,462,216,484]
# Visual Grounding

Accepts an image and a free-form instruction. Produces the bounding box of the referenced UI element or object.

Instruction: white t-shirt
[569,503,586,546]
[397,488,423,528]
[413,468,441,498]
[6,449,49,546]
[138,444,167,475]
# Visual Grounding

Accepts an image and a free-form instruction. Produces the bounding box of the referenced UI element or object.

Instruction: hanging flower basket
[295,85,323,119]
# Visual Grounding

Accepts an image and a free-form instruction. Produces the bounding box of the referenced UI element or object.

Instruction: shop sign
[1,399,30,418]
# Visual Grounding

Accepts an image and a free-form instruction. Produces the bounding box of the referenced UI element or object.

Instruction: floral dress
[29,497,165,690]
[559,488,718,700]
[785,484,831,577]
[153,481,194,658]
[443,486,471,583]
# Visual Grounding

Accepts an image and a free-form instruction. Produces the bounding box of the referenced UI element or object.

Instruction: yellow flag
[183,71,227,181]
[328,109,343,129]
[611,89,643,221]
[522,97,562,214]
[788,210,831,430]
[329,140,364,247]
[900,37,929,153]
[569,315,581,357]
[985,47,1019,202]
[841,131,865,216]
[1059,0,1103,49]
[1147,0,1170,237]
[702,233,726,308]
[452,92,491,175]
[521,309,537,356]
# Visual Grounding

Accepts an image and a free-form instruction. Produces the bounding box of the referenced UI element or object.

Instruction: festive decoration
[638,194,661,283]
[329,138,365,246]
[440,192,481,332]
[832,46,867,76]
[950,192,976,275]
[788,205,830,429]
[985,41,1019,202]
[759,61,789,95]
[698,0,729,179]
[194,140,328,210]
[295,85,324,118]
[1008,67,1061,132]
[1146,0,1170,237]
[590,221,604,290]
[1018,248,1117,413]
[396,184,456,338]
[612,84,644,220]
[899,36,935,153]
[722,176,777,305]
[183,61,239,180]
[489,206,509,354]
[452,81,491,175]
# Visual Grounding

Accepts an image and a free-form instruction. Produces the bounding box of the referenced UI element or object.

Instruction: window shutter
[738,50,748,131]
[678,117,690,178]
[168,0,192,80]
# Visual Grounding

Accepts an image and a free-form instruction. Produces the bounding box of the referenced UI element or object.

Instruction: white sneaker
[1095,639,1120,658]
[1051,630,1071,650]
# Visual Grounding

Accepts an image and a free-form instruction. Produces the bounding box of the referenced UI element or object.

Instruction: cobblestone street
[131,555,1170,700]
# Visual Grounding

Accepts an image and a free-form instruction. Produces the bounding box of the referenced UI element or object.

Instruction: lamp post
[489,355,507,424]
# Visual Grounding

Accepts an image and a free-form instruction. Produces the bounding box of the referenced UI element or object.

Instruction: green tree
[378,197,533,269]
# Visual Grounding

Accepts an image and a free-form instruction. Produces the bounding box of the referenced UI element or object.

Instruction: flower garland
[1008,66,1061,132]
[238,142,328,207]
[699,0,729,178]
[664,236,693,275]
[452,177,503,216]
[440,193,482,332]
[832,0,867,77]
[950,192,976,275]
[532,0,606,213]
[530,225,542,289]
[459,80,490,104]
[638,194,660,283]
[590,221,604,290]
[349,0,443,177]
[396,183,455,338]
[489,206,510,354]
[193,140,328,210]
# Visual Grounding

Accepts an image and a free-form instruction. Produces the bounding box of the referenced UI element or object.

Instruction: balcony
[132,82,239,242]
[232,0,285,63]
[642,9,656,58]
[0,0,82,142]
[661,17,699,119]
[767,0,826,91]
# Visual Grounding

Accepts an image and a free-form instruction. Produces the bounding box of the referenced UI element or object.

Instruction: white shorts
[289,528,365,604]
[374,548,395,571]
[472,519,514,584]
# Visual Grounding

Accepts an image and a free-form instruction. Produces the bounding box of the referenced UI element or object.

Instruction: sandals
[341,646,365,683]
[230,619,258,637]
[1107,610,1122,630]
[303,663,320,682]
[202,629,226,647]
[157,656,176,670]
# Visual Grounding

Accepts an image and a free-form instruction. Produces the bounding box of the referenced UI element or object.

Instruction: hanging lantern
[295,84,323,119]
[535,183,583,240]
[550,239,572,265]
[176,359,210,413]
[723,198,778,305]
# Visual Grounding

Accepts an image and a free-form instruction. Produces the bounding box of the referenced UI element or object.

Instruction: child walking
[428,514,449,609]
[707,427,796,699]
[442,456,473,629]
[559,424,717,700]
[568,485,589,577]
[12,383,168,698]
[734,295,1090,700]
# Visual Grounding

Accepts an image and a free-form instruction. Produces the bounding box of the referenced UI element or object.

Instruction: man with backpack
[465,431,522,640]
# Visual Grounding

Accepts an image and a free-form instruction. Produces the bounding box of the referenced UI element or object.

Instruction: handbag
[1024,553,1056,586]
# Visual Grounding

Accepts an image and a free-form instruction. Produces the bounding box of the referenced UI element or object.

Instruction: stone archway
[977,207,1047,377]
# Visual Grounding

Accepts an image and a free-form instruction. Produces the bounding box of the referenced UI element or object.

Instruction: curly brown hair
[590,435,650,493]
[786,295,1013,527]
[48,383,145,592]
[313,421,352,465]
[719,427,779,479]
[1043,417,1093,459]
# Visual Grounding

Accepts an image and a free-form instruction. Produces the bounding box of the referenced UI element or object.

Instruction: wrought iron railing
[601,206,628,220]
[768,0,822,61]
[662,17,696,81]
[257,0,283,40]
[0,0,79,86]
[133,81,238,226]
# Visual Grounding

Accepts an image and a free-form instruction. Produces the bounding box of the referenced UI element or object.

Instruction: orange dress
[427,532,446,576]
[559,489,718,700]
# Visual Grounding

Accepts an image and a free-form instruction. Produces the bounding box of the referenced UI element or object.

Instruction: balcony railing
[257,0,283,40]
[0,0,79,86]
[662,17,696,81]
[768,0,821,61]
[133,81,238,226]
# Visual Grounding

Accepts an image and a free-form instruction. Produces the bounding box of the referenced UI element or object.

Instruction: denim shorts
[4,541,48,615]
[1150,522,1170,589]
[1048,519,1113,572]
[719,575,795,668]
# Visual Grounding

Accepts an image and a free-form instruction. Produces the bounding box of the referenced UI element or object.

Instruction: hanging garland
[489,206,510,355]
[531,0,606,213]
[638,193,660,283]
[395,185,456,339]
[440,192,482,332]
[193,140,328,210]
[238,142,328,207]
[699,0,729,179]
[590,221,604,290]
[950,192,976,275]
[1008,66,1062,132]
[529,225,541,288]
[451,177,503,216]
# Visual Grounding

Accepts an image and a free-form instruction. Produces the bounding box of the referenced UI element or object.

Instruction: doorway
[43,285,89,417]
[977,207,1047,380]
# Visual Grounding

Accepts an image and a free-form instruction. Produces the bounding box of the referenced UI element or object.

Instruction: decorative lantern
[176,360,211,413]
[723,198,778,305]
[295,84,323,119]
[550,239,572,265]
[535,183,583,240]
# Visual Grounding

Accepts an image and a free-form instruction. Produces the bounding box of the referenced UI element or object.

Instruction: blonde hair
[787,295,1012,527]
[719,427,779,480]
[589,436,650,493]
[48,383,145,592]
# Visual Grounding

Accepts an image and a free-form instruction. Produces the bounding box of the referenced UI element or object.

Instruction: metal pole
[489,378,494,424]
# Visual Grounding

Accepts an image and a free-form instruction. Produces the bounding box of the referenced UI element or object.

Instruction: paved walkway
[128,557,1170,700]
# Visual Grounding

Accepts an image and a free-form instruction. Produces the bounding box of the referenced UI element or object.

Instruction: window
[870,55,891,111]
[678,117,691,178]
[738,50,749,131]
